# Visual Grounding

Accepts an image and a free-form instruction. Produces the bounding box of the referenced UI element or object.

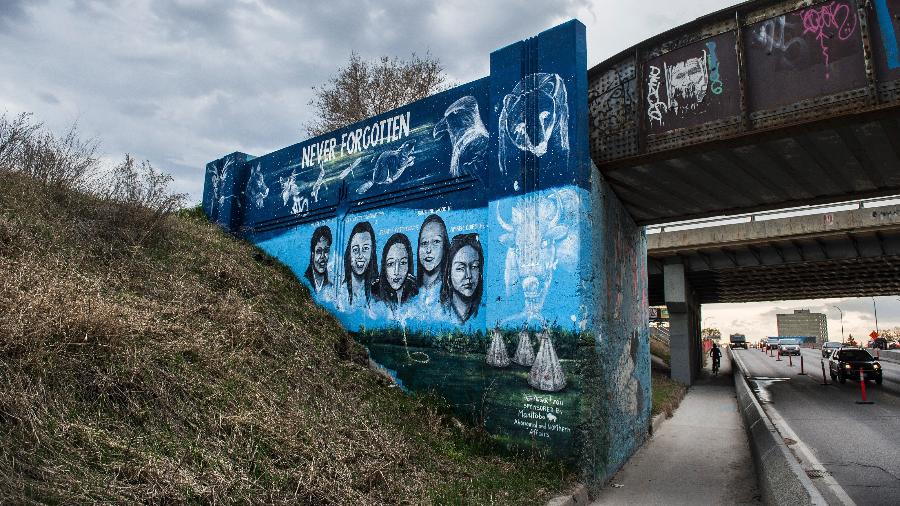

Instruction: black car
[829,348,883,385]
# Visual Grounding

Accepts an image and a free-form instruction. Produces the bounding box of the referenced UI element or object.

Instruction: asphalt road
[734,347,900,506]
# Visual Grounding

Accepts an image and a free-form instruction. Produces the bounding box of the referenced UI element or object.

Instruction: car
[889,341,900,350]
[821,341,843,358]
[778,338,801,356]
[766,337,780,351]
[870,337,888,350]
[828,347,883,385]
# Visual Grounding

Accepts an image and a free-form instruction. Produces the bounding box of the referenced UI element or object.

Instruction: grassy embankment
[0,118,572,504]
[649,336,686,418]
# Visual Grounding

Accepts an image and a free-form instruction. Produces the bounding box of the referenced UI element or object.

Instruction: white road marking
[735,351,858,506]
[763,405,858,506]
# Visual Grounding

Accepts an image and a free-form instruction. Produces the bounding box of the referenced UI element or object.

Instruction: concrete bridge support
[664,263,701,385]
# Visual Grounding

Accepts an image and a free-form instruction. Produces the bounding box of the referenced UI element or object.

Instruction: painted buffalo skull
[497,191,573,323]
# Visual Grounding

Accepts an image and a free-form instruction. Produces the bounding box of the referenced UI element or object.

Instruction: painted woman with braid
[441,233,483,324]
[304,225,333,301]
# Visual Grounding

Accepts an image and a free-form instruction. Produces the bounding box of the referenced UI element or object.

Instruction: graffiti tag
[589,66,635,134]
[798,1,858,79]
[646,65,667,126]
[706,41,724,95]
[755,15,805,55]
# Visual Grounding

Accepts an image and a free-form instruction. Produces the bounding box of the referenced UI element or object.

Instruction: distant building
[777,309,828,345]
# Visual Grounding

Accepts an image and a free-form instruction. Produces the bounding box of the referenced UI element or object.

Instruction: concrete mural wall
[204,20,649,486]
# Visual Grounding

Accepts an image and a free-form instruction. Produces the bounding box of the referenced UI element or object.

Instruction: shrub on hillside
[0,113,40,170]
[0,113,100,191]
[98,154,186,247]
[0,112,185,248]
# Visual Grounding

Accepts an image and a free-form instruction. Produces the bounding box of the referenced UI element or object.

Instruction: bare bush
[0,112,40,170]
[2,114,101,191]
[0,112,187,248]
[99,154,187,247]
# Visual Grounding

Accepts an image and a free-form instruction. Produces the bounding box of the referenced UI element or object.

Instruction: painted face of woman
[385,243,409,291]
[450,245,480,298]
[349,232,372,276]
[313,237,330,275]
[418,221,444,273]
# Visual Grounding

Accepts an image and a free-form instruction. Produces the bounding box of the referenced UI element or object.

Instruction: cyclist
[709,343,722,375]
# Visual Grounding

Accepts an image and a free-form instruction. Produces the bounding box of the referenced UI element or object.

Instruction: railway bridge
[589,0,900,383]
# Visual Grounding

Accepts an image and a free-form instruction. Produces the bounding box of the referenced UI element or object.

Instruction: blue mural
[204,19,650,487]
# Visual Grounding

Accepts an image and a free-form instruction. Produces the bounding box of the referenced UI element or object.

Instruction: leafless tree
[305,52,448,137]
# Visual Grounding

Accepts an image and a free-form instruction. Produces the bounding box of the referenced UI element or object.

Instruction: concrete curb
[873,348,900,365]
[649,411,666,436]
[731,352,828,506]
[545,484,590,506]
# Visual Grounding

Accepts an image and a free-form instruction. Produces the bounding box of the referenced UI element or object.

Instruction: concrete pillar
[664,263,699,385]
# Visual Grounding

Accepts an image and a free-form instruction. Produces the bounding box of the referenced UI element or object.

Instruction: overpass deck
[590,0,900,225]
[648,203,900,304]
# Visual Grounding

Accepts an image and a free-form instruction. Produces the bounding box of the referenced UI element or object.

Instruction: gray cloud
[0,0,36,29]
[38,91,60,105]
[0,0,733,204]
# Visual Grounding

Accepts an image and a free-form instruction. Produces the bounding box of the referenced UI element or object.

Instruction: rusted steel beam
[734,10,751,133]
[635,46,647,155]
[857,0,880,107]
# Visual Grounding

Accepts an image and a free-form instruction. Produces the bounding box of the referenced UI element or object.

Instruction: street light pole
[832,305,844,342]
[872,297,880,335]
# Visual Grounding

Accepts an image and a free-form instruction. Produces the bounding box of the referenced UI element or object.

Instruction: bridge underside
[588,0,900,226]
[605,108,900,226]
[649,227,900,305]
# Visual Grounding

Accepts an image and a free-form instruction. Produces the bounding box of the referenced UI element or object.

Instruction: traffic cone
[856,367,874,405]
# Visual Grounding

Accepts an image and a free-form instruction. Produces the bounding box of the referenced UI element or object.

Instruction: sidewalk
[591,358,760,505]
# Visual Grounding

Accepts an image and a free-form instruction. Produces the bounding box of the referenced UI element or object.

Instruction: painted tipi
[512,327,535,366]
[486,328,511,367]
[528,329,566,391]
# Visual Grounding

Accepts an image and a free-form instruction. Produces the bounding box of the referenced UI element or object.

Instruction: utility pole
[872,297,880,335]
[832,305,844,342]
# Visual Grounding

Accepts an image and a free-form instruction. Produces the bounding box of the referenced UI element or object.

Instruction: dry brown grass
[0,169,570,504]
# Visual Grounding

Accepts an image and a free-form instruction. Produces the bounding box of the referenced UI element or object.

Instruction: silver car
[779,338,801,356]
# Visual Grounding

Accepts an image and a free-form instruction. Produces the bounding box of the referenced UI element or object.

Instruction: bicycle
[712,356,720,375]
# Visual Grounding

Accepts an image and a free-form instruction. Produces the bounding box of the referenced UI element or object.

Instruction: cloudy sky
[0,0,737,202]
[704,296,900,345]
[3,0,898,338]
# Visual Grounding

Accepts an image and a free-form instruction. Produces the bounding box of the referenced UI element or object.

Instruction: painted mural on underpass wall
[204,20,651,480]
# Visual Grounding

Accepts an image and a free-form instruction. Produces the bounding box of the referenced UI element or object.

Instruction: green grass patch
[651,373,687,418]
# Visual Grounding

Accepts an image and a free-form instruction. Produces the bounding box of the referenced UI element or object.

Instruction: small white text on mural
[513,393,571,439]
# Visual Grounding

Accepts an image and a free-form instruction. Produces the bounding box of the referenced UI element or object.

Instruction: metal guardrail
[646,195,900,235]
[650,325,670,345]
